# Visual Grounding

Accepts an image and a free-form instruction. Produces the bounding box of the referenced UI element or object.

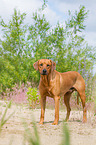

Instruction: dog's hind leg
[77,92,79,105]
[79,91,87,123]
[64,92,72,122]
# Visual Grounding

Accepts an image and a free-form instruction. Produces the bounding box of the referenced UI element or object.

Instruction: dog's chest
[45,80,55,97]
[46,83,53,95]
[40,75,58,97]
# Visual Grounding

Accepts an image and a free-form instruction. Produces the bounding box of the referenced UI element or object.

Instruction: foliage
[0,0,96,101]
[0,8,28,92]
[26,87,40,108]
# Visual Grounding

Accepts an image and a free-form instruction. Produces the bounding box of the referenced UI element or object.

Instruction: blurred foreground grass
[23,120,70,145]
[0,101,14,133]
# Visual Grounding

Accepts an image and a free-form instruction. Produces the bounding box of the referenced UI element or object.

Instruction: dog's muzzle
[41,69,47,75]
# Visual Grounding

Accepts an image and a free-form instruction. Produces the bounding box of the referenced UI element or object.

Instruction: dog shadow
[36,121,62,125]
[36,119,82,125]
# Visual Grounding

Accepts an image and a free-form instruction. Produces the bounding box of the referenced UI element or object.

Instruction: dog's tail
[77,93,79,105]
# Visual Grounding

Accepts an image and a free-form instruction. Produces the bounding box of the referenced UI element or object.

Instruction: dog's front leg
[39,96,46,124]
[52,96,60,125]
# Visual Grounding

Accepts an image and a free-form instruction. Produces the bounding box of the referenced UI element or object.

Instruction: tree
[0,9,27,92]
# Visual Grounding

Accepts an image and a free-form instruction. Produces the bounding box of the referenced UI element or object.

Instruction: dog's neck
[41,70,56,87]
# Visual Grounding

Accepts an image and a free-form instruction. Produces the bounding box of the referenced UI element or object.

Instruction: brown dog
[33,59,87,125]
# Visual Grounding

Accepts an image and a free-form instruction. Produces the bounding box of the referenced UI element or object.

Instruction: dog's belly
[47,91,54,98]
[59,73,77,96]
[60,92,64,97]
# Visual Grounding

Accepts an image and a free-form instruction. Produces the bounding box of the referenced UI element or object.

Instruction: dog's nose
[43,69,47,73]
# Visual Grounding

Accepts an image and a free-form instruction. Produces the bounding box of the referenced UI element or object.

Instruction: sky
[0,0,96,72]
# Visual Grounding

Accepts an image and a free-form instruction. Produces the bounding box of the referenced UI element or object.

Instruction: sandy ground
[0,100,96,145]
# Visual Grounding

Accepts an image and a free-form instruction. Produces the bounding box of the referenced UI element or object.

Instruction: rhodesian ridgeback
[33,59,87,125]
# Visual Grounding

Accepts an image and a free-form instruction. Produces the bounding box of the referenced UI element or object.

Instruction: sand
[0,100,96,145]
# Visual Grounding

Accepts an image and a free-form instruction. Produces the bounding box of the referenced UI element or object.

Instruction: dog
[33,59,87,125]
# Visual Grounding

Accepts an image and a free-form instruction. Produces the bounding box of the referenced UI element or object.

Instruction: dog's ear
[51,60,56,71]
[33,61,38,71]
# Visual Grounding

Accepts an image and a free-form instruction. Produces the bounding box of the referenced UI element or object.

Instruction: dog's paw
[64,118,69,122]
[52,122,58,125]
[39,121,44,125]
[83,118,87,123]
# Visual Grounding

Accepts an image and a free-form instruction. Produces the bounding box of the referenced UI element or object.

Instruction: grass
[23,118,70,145]
[60,122,70,145]
[0,101,14,133]
[23,119,41,145]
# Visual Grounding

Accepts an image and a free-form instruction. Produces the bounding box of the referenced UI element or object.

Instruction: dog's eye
[40,63,43,66]
[47,64,50,67]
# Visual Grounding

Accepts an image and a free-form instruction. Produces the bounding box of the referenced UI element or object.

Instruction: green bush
[26,87,40,109]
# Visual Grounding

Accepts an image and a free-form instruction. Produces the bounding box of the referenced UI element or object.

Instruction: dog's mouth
[41,72,48,75]
[41,73,47,75]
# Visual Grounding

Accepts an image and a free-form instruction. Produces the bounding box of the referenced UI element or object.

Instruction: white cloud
[56,2,79,14]
[85,9,96,33]
[84,31,96,46]
[0,0,42,23]
[43,5,61,26]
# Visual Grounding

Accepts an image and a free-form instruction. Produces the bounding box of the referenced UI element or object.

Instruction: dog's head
[33,59,56,75]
